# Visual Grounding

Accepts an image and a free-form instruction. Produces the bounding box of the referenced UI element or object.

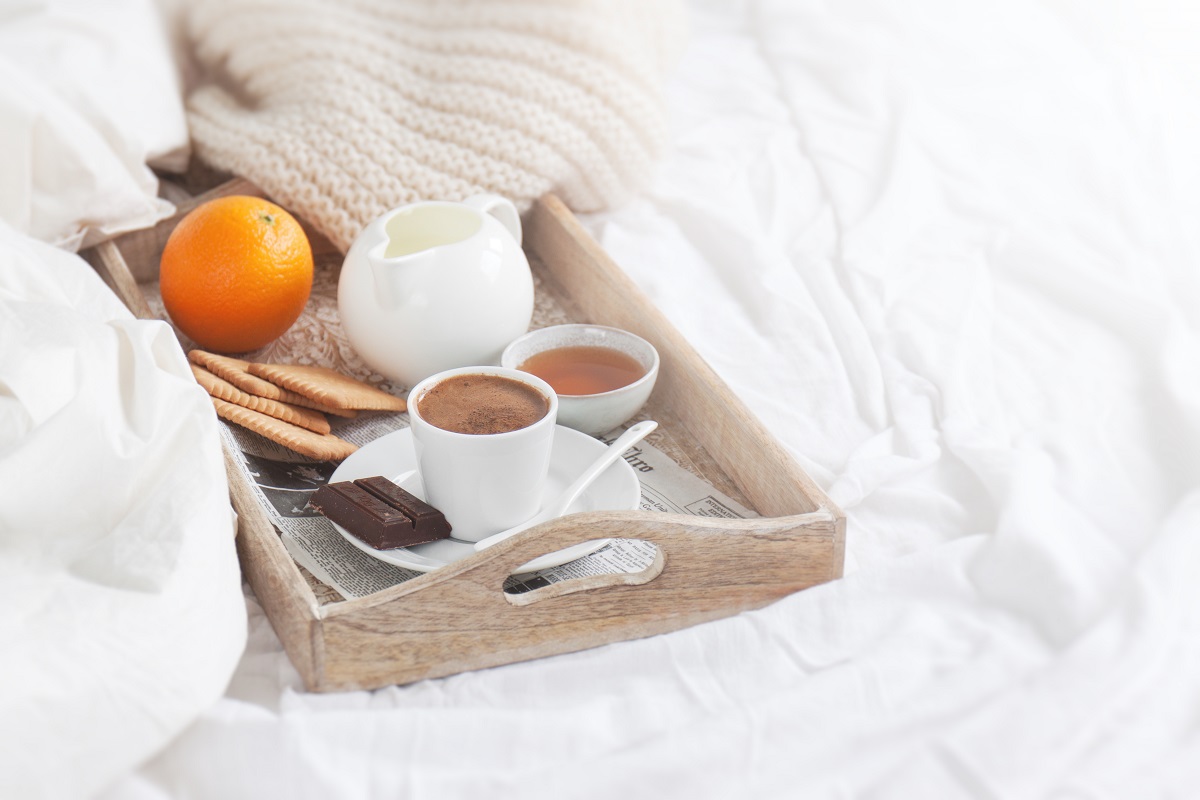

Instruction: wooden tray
[85,177,846,691]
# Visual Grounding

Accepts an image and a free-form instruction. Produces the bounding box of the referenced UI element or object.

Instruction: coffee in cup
[408,367,559,542]
[416,373,550,435]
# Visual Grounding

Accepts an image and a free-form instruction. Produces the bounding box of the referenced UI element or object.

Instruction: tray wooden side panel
[84,240,156,319]
[525,195,843,526]
[226,449,326,687]
[316,509,840,690]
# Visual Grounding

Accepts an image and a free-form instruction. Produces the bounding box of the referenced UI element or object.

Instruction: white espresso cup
[407,366,558,542]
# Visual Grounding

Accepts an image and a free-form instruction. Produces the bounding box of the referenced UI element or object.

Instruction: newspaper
[220,412,757,600]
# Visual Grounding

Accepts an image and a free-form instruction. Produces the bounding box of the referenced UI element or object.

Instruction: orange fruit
[160,195,313,353]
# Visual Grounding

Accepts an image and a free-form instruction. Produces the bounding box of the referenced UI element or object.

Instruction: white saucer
[328,425,640,574]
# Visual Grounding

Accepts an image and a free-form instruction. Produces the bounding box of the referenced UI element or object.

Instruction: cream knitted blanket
[183,0,686,252]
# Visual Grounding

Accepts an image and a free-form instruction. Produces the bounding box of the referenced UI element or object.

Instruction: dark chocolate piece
[310,478,450,550]
[354,476,453,542]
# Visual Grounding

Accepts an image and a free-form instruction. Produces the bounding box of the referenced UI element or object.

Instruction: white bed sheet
[85,0,1200,796]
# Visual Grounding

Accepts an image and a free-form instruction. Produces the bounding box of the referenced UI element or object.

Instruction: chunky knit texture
[183,0,686,252]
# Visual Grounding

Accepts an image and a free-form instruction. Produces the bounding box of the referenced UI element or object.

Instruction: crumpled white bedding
[0,2,245,798]
[8,0,1200,797]
[0,222,246,799]
[0,0,185,250]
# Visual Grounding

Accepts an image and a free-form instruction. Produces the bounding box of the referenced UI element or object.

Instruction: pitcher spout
[367,203,485,309]
[367,243,430,311]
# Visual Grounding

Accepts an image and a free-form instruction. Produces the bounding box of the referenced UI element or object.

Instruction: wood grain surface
[317,510,840,689]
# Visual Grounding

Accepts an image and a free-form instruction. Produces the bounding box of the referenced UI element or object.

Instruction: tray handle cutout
[503,541,666,607]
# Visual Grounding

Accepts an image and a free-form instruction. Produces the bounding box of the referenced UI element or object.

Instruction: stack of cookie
[188,350,407,461]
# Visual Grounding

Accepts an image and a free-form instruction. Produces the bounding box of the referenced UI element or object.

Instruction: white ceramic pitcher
[338,195,534,388]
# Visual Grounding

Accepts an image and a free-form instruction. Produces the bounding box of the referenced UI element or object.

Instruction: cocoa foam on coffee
[416,373,550,435]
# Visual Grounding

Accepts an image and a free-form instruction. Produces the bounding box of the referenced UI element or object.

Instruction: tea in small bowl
[502,324,659,436]
[517,344,646,396]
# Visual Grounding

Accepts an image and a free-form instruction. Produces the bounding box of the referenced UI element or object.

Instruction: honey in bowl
[517,345,646,396]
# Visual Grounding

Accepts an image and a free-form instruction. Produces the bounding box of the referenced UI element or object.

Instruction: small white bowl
[501,324,659,436]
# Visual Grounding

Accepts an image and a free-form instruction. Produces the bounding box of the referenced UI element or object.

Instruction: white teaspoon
[472,419,658,552]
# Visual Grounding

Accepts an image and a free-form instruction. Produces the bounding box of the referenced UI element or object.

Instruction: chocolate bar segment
[354,476,453,542]
[310,478,450,550]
